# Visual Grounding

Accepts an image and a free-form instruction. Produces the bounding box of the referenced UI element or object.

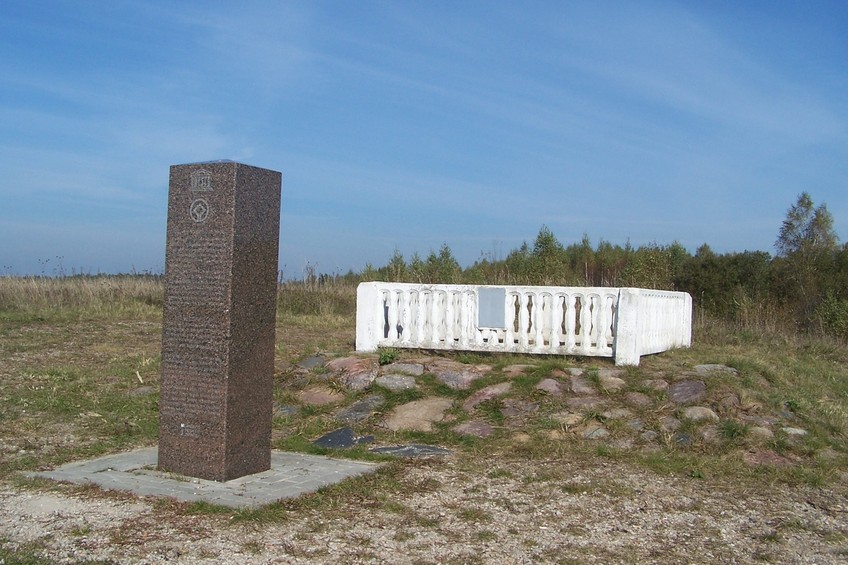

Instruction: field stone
[668,380,706,404]
[583,423,609,440]
[674,432,692,446]
[503,364,534,377]
[682,406,719,422]
[718,394,740,410]
[644,379,669,392]
[741,414,777,427]
[429,360,492,390]
[383,398,453,432]
[273,403,299,417]
[312,427,374,449]
[624,392,652,408]
[640,430,659,442]
[383,362,425,376]
[453,420,494,438]
[744,449,795,467]
[463,382,512,411]
[661,416,681,432]
[570,375,596,395]
[335,394,386,424]
[298,385,344,406]
[552,411,583,426]
[748,426,774,442]
[346,372,379,391]
[297,355,326,370]
[502,398,539,420]
[781,427,808,437]
[326,356,375,374]
[598,368,625,379]
[566,396,608,412]
[326,356,378,390]
[602,408,632,420]
[375,375,417,391]
[599,375,626,392]
[536,378,564,396]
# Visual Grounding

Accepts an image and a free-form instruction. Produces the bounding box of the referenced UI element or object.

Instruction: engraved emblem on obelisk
[189,198,209,223]
[191,169,212,191]
[189,169,213,222]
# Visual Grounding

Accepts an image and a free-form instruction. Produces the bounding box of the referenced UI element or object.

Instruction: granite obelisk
[158,160,282,481]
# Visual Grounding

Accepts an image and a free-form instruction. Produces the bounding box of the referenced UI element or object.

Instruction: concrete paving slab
[26,447,380,509]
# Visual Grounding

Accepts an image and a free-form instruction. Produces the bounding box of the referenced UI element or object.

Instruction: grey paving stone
[370,445,453,457]
[26,447,380,509]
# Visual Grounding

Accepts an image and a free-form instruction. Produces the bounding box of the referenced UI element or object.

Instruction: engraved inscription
[190,198,210,223]
[190,169,212,191]
[160,381,224,420]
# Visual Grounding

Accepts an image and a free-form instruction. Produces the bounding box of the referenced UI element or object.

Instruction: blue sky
[1,1,846,277]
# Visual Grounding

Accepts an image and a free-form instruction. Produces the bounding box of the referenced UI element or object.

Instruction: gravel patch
[3,457,846,564]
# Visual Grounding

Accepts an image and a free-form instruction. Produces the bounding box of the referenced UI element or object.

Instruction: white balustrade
[356,282,692,366]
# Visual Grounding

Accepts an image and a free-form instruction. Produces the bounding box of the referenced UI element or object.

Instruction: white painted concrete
[356,282,692,366]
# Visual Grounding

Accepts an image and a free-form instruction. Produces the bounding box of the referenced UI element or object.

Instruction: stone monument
[158,160,282,481]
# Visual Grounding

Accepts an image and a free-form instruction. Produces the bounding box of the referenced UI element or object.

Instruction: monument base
[28,448,379,509]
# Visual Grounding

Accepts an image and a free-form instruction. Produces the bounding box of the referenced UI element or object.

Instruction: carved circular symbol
[189,199,209,223]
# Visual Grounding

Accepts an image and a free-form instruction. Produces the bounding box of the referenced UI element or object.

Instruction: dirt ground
[2,453,847,564]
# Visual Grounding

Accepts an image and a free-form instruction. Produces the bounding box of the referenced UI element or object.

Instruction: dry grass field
[1,276,847,564]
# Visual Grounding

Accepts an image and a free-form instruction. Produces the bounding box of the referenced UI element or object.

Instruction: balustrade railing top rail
[356,282,692,366]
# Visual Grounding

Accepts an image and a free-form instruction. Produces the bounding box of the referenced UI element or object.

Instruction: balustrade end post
[356,282,381,351]
[683,292,693,348]
[614,288,642,366]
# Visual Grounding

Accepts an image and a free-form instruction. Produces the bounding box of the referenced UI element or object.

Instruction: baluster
[519,292,530,348]
[444,291,455,345]
[460,291,473,347]
[543,293,554,349]
[407,290,418,344]
[438,291,449,345]
[533,292,545,351]
[398,290,410,344]
[604,293,615,349]
[455,291,464,345]
[387,291,399,341]
[552,293,564,350]
[380,289,390,340]
[594,293,606,350]
[471,290,486,346]
[580,294,592,354]
[564,294,577,351]
[419,290,430,346]
[504,292,516,347]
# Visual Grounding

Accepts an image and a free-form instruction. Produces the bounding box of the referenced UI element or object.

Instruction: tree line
[354,193,847,340]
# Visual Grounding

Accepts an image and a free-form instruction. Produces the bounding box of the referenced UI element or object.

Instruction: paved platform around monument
[27,447,381,509]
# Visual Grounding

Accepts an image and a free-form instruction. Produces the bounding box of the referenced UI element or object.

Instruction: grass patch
[0,538,54,565]
[457,507,492,523]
